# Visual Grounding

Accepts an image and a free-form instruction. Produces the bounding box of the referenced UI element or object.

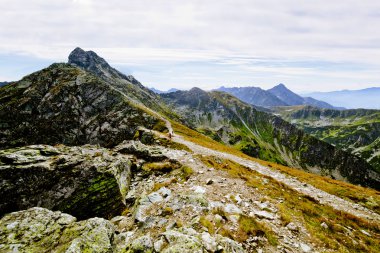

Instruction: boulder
[114,140,167,162]
[0,145,132,219]
[0,207,116,253]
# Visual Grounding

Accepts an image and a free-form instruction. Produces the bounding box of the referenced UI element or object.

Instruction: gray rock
[154,237,166,252]
[148,192,164,203]
[201,232,217,252]
[224,204,242,214]
[158,187,172,198]
[286,222,298,232]
[0,207,115,253]
[300,243,312,252]
[115,140,167,162]
[0,145,132,219]
[162,229,203,253]
[251,210,275,220]
[130,234,154,252]
[321,222,329,229]
[191,185,206,194]
[361,229,371,236]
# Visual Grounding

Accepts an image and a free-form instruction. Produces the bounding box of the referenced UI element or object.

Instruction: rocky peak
[68,47,107,69]
[268,83,293,94]
[68,47,140,85]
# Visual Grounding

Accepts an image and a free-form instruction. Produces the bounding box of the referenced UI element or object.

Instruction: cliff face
[161,89,380,189]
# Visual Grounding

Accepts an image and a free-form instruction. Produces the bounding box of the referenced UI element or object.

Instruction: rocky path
[151,119,380,223]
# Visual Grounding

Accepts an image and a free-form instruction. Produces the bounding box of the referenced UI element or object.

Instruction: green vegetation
[180,165,194,180]
[274,105,380,173]
[142,162,178,173]
[237,215,278,245]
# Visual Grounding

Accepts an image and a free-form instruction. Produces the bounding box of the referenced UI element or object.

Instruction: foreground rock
[0,207,245,253]
[0,145,132,219]
[0,207,115,253]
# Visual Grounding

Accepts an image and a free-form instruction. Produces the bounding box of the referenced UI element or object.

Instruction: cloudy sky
[1,0,380,92]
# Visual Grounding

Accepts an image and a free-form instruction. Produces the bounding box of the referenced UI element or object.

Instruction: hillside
[273,105,380,172]
[1,48,380,252]
[161,88,379,189]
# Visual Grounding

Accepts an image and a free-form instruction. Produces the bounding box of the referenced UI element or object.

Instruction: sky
[1,0,380,92]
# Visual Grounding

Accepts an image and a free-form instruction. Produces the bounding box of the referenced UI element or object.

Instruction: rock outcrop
[0,207,116,253]
[0,144,132,219]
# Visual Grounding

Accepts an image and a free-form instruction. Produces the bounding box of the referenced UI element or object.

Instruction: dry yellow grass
[198,155,380,252]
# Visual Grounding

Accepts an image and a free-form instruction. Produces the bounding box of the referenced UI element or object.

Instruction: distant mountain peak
[275,83,287,88]
[270,83,291,92]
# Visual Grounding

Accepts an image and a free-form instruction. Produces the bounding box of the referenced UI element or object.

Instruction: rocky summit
[0,48,380,253]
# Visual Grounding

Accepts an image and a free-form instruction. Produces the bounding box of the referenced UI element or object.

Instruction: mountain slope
[273,105,380,172]
[161,88,380,189]
[305,87,380,109]
[0,63,163,148]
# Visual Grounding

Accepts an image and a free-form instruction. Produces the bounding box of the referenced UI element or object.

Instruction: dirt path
[160,121,380,222]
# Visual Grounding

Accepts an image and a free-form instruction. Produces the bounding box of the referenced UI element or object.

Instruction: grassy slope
[172,121,380,215]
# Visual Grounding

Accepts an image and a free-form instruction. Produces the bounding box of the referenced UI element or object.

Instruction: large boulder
[0,145,132,219]
[0,207,116,253]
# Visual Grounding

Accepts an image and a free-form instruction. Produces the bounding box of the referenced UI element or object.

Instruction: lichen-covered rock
[160,228,245,253]
[0,207,115,253]
[115,140,167,162]
[0,144,132,219]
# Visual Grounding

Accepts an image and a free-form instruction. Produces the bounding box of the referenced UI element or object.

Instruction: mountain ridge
[304,87,380,109]
[217,84,338,109]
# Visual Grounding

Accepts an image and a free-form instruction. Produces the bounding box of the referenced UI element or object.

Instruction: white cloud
[1,0,380,91]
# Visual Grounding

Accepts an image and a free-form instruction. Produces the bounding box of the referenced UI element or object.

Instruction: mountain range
[150,87,179,94]
[217,84,340,109]
[0,47,379,252]
[304,87,380,109]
